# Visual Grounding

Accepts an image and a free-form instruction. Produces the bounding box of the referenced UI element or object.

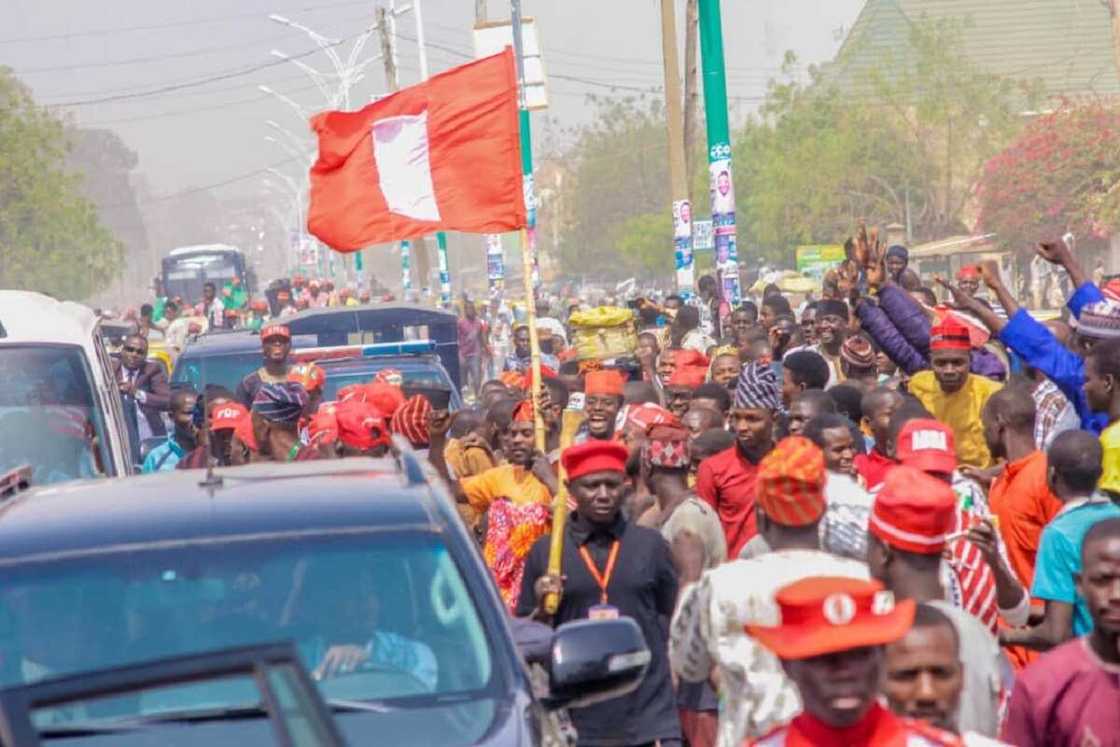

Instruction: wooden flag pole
[545,407,585,614]
[519,227,546,452]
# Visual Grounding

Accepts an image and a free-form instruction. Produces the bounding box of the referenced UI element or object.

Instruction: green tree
[734,20,1035,265]
[556,95,672,278]
[0,68,123,299]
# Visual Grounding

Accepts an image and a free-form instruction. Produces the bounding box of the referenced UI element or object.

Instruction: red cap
[562,440,629,480]
[673,349,710,368]
[364,381,406,419]
[895,419,956,475]
[337,383,367,403]
[335,400,390,451]
[210,402,249,431]
[584,369,626,397]
[869,466,957,555]
[756,437,827,527]
[512,399,534,422]
[308,405,339,446]
[288,363,325,393]
[250,298,269,312]
[667,366,707,389]
[747,577,915,660]
[957,265,980,280]
[261,324,291,341]
[929,317,971,351]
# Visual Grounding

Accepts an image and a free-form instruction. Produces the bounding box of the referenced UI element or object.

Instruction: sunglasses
[123,346,146,354]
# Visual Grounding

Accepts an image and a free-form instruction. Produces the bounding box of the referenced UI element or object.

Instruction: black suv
[0,450,648,745]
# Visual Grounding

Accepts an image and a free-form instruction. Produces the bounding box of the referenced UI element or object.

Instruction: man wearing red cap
[671,437,870,746]
[866,467,1004,738]
[519,440,681,747]
[955,265,981,299]
[906,317,1002,468]
[891,417,1029,637]
[664,366,707,419]
[746,576,961,746]
[578,369,627,443]
[235,324,294,409]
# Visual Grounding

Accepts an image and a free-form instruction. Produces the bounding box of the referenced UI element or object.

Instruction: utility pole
[659,0,693,295]
[698,0,741,307]
[377,6,408,296]
[683,0,700,204]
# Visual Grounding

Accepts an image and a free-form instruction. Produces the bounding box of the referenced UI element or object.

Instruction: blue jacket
[997,281,1108,433]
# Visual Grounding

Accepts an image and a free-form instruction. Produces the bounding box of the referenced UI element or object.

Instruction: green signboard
[796,245,846,278]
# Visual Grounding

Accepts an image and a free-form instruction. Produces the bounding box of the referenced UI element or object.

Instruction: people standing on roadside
[457,299,489,399]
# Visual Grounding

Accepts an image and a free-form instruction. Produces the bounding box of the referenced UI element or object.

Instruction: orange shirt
[988,449,1062,668]
[461,463,552,513]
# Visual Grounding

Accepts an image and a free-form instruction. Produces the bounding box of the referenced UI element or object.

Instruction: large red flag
[307,48,525,252]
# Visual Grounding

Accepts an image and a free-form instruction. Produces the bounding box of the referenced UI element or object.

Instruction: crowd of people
[110,228,1120,747]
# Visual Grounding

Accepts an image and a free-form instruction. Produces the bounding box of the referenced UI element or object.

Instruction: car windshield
[171,350,261,392]
[0,531,499,742]
[0,345,111,484]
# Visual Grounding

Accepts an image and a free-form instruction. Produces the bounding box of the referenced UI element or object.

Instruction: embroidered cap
[929,317,971,351]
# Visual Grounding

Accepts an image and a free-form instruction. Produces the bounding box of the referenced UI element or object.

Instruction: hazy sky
[2,0,864,202]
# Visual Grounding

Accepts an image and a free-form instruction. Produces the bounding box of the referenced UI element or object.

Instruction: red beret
[870,466,957,555]
[562,440,629,480]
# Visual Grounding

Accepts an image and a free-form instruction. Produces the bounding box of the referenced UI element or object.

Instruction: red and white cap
[869,466,957,555]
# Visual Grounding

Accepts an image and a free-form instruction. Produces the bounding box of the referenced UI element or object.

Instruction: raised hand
[978,259,1003,292]
[1035,239,1071,266]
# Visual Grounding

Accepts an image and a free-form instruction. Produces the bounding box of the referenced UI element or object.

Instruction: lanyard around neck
[578,540,620,605]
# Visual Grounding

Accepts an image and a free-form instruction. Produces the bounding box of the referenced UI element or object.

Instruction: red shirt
[696,445,761,559]
[853,448,894,490]
[748,703,961,746]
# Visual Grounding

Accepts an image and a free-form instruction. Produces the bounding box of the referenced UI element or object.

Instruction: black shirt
[516,512,680,746]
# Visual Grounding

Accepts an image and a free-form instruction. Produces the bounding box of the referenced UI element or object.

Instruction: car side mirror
[542,617,650,711]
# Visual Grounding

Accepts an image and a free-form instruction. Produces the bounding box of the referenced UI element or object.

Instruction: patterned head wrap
[734,362,782,411]
[641,424,691,470]
[287,363,325,393]
[840,335,876,369]
[252,382,309,424]
[391,394,432,447]
[1077,297,1120,340]
[756,437,826,526]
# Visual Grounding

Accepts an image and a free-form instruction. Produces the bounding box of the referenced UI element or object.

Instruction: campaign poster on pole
[709,154,741,305]
[400,240,412,291]
[673,199,695,294]
[486,234,505,292]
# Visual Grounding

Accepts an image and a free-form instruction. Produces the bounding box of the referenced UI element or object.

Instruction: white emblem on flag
[371,111,441,222]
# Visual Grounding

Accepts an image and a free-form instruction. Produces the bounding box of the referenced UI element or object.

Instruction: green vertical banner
[355,250,364,272]
[698,0,741,307]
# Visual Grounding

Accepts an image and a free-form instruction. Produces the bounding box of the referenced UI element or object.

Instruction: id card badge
[588,604,620,620]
